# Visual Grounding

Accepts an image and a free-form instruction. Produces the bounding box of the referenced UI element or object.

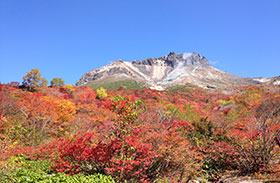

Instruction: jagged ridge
[76,52,279,90]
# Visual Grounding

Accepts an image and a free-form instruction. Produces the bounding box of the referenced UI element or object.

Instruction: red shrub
[51,131,156,182]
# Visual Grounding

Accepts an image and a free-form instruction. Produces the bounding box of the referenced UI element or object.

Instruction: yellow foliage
[96,87,108,99]
[63,84,75,92]
[218,99,234,105]
[236,86,263,107]
[43,96,76,123]
[22,68,48,91]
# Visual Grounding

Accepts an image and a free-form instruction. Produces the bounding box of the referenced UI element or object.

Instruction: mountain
[76,52,279,90]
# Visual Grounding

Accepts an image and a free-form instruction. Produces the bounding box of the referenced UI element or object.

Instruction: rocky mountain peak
[166,52,210,66]
[77,52,273,90]
[131,52,210,68]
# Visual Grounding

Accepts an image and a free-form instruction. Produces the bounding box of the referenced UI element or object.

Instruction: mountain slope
[76,52,279,90]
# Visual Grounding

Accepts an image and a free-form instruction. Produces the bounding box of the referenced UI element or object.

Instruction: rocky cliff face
[76,52,279,90]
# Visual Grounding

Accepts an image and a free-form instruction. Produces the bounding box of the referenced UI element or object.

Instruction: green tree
[50,78,64,87]
[22,69,48,91]
[96,87,108,99]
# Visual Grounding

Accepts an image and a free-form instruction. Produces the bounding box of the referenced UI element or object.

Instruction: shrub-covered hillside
[0,80,279,182]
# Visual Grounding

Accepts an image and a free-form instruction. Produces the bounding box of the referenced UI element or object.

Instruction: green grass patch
[1,155,115,183]
[86,80,146,90]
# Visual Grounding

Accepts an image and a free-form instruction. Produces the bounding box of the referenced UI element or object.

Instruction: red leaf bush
[51,131,155,182]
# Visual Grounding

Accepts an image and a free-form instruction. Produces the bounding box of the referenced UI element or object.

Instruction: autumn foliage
[0,82,279,182]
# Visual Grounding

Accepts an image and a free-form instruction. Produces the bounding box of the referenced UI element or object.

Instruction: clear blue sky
[1,0,279,85]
